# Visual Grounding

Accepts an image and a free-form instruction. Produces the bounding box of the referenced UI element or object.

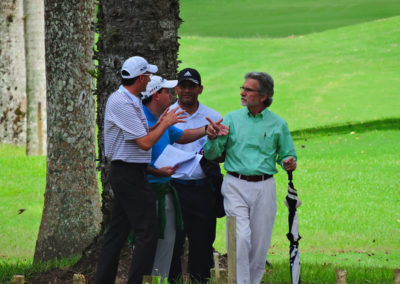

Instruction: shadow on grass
[292,118,400,140]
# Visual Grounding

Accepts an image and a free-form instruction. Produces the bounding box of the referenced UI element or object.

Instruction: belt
[227,171,272,182]
[172,178,208,186]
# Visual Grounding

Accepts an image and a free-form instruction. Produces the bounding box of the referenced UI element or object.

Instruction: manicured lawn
[1,127,399,282]
[214,129,400,268]
[178,16,400,131]
[180,0,400,38]
[1,0,399,282]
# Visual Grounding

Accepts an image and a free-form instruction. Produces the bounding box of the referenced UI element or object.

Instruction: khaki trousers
[222,174,277,284]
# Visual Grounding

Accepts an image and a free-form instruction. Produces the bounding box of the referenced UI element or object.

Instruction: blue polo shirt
[143,105,183,183]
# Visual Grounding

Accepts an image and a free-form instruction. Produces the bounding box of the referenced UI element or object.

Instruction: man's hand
[150,165,179,177]
[283,156,297,171]
[160,107,187,127]
[205,117,229,140]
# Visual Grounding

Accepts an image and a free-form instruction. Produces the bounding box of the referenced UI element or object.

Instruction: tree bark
[24,0,47,156]
[34,0,101,263]
[75,0,181,275]
[0,0,26,145]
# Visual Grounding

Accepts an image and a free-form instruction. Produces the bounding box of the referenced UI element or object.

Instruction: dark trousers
[168,179,216,284]
[95,161,158,284]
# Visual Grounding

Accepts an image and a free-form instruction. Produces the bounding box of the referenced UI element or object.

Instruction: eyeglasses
[240,86,259,93]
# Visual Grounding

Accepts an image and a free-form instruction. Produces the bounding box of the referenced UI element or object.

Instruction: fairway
[180,0,400,38]
[1,0,400,282]
[178,16,400,131]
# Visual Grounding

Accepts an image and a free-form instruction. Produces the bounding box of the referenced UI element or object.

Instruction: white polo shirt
[170,101,222,180]
[104,85,151,163]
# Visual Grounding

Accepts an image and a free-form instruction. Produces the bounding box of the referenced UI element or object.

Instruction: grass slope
[178,16,400,130]
[179,0,400,38]
[0,145,45,260]
[214,129,400,269]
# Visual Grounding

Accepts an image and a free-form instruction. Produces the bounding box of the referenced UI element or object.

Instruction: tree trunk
[34,0,101,263]
[0,0,26,145]
[24,0,47,156]
[75,0,181,275]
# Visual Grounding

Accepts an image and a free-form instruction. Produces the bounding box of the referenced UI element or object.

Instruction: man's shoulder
[226,107,246,118]
[266,109,286,122]
[198,103,221,118]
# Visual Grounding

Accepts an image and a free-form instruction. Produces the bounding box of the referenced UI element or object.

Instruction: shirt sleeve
[108,98,147,140]
[203,114,230,160]
[276,121,297,169]
[168,126,184,144]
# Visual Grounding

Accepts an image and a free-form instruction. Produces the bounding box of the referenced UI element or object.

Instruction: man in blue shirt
[140,75,227,280]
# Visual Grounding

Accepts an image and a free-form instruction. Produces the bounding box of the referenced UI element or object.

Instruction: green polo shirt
[203,107,297,175]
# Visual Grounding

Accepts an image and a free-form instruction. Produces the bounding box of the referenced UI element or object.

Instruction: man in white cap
[138,75,227,280]
[95,57,186,284]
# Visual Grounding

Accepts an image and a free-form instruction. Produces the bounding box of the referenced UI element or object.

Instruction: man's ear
[260,92,268,103]
[198,85,204,95]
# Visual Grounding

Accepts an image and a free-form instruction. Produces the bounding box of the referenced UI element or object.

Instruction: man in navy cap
[168,68,223,284]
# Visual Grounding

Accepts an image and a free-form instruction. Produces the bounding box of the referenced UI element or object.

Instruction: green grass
[213,129,400,268]
[0,257,78,283]
[1,1,400,282]
[178,16,400,131]
[2,128,398,280]
[0,145,46,260]
[179,0,400,38]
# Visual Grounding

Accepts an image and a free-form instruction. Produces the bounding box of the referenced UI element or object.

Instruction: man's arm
[203,117,230,160]
[277,122,297,171]
[147,165,178,177]
[176,118,229,144]
[136,107,186,151]
[176,126,206,144]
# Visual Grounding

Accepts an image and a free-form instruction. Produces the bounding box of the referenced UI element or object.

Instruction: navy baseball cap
[177,68,201,85]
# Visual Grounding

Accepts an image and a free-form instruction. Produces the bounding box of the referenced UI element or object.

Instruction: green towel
[128,181,184,244]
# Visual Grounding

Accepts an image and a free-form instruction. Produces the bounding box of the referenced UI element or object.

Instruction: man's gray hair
[245,72,274,107]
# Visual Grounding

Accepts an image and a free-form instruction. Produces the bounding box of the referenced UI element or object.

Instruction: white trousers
[152,193,176,279]
[222,174,277,284]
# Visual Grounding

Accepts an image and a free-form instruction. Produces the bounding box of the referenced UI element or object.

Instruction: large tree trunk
[34,0,101,262]
[24,0,47,156]
[0,0,26,145]
[75,0,181,276]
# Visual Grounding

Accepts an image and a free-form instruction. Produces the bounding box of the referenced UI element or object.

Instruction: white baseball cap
[121,56,158,79]
[141,75,178,99]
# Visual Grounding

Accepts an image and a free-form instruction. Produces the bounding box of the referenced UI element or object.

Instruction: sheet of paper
[175,153,203,176]
[154,144,198,174]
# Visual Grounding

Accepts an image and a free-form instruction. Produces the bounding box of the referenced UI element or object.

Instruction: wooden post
[73,274,86,284]
[11,275,25,284]
[211,268,228,284]
[336,269,347,284]
[142,275,161,284]
[394,269,400,284]
[214,252,220,279]
[142,275,152,284]
[182,273,190,284]
[227,216,237,284]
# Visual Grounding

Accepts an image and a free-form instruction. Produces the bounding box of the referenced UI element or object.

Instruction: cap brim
[147,64,158,74]
[178,78,199,85]
[161,80,178,89]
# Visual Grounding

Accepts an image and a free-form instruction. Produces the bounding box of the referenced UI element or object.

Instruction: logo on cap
[184,71,192,77]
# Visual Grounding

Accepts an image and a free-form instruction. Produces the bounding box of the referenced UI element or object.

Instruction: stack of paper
[154,144,202,176]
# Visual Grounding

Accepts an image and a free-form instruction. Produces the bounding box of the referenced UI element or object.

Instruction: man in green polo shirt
[204,71,297,284]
